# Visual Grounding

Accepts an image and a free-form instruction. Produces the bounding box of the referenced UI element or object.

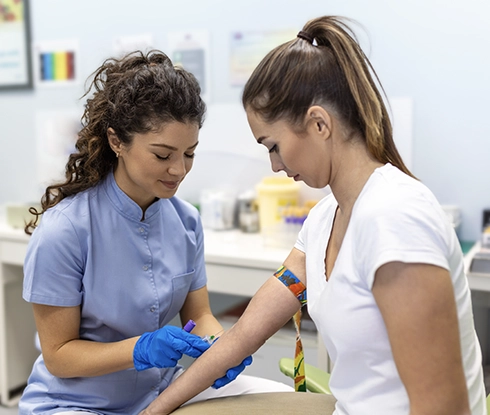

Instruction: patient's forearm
[143,326,259,414]
[141,277,300,414]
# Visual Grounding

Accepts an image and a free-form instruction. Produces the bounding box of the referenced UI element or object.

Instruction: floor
[0,293,315,413]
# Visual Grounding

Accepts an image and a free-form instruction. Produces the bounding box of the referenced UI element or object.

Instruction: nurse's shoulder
[166,196,202,231]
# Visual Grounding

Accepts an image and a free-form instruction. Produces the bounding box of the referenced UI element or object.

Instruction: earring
[115,152,120,158]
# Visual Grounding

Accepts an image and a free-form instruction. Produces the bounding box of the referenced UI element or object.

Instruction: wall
[0,0,489,241]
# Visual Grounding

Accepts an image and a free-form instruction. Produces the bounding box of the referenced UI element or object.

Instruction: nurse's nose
[168,156,186,177]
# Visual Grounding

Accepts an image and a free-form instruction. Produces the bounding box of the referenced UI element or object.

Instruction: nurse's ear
[107,128,123,158]
[305,106,333,142]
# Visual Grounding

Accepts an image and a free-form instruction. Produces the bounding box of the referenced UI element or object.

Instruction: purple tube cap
[183,319,196,333]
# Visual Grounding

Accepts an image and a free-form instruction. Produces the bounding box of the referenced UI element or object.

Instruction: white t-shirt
[295,164,485,415]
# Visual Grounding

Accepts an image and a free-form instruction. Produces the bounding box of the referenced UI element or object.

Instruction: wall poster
[0,0,33,90]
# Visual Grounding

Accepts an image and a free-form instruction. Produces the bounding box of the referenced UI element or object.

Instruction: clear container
[199,189,236,230]
[237,191,259,233]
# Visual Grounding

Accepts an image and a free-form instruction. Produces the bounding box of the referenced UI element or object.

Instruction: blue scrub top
[20,171,207,414]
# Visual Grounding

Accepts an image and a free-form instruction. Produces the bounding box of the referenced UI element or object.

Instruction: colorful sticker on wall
[33,40,79,86]
[39,51,75,81]
[229,29,296,87]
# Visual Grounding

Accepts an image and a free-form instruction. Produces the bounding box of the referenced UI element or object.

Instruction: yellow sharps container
[256,176,300,234]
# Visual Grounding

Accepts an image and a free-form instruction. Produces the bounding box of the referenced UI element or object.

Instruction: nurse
[20,50,291,415]
[139,16,486,415]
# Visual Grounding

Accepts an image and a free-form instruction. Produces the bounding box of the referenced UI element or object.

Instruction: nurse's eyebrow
[151,142,199,151]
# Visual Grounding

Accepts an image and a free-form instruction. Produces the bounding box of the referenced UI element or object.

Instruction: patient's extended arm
[140,248,306,415]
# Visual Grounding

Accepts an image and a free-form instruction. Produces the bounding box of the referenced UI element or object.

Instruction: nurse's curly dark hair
[25,49,206,234]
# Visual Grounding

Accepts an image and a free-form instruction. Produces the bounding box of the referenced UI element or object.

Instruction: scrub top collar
[103,169,162,222]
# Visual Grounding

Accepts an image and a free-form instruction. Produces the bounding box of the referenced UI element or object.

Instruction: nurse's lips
[161,180,179,189]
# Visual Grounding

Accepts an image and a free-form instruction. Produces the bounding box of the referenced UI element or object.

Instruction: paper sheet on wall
[167,31,211,103]
[197,103,267,161]
[36,110,81,189]
[176,103,271,202]
[113,33,154,57]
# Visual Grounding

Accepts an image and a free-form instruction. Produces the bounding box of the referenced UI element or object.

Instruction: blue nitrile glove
[133,325,211,371]
[212,355,253,389]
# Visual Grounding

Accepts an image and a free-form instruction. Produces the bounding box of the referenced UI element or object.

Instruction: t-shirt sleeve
[23,208,84,306]
[294,216,307,253]
[356,191,450,289]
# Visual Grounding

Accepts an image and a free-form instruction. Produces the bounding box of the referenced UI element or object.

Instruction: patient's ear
[306,106,332,141]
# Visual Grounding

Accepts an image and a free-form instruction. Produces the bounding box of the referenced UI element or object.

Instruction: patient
[139,15,486,415]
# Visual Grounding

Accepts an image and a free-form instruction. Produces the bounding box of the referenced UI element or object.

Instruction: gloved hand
[133,325,211,371]
[212,355,253,389]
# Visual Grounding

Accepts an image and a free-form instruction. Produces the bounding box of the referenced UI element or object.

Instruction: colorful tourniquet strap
[274,265,307,306]
[292,309,307,391]
[274,266,307,392]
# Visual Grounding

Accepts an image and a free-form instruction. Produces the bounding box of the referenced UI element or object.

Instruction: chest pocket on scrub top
[167,269,196,319]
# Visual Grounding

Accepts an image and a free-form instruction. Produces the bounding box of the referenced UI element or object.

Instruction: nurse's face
[110,121,199,210]
[246,110,330,188]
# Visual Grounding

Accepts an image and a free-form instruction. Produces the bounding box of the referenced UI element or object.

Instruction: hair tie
[297,31,313,44]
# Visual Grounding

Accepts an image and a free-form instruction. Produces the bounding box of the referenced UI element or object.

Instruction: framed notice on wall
[0,0,33,90]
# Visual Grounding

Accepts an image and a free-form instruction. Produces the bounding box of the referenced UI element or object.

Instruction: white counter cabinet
[0,224,38,407]
[204,229,290,297]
